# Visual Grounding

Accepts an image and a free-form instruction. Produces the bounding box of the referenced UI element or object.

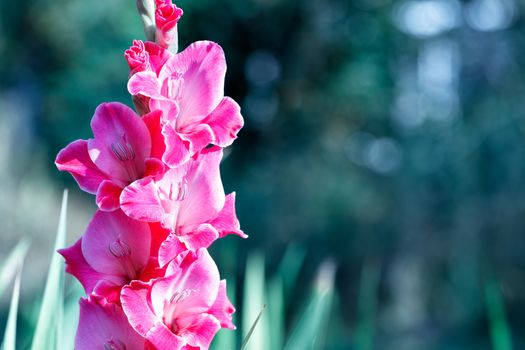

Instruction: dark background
[1,0,525,348]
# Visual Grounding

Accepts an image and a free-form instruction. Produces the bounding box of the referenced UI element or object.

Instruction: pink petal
[159,232,187,267]
[178,146,225,228]
[159,41,226,127]
[88,102,151,183]
[176,313,221,349]
[149,222,173,257]
[204,97,244,147]
[121,281,159,336]
[145,41,173,75]
[82,210,151,280]
[161,123,191,168]
[145,323,185,349]
[142,109,166,159]
[210,192,247,239]
[179,123,214,155]
[95,180,123,211]
[121,281,186,348]
[144,157,165,177]
[55,139,108,194]
[76,296,145,350]
[128,71,164,99]
[179,223,219,251]
[58,238,106,294]
[151,249,220,319]
[123,149,225,233]
[120,176,165,223]
[209,280,236,330]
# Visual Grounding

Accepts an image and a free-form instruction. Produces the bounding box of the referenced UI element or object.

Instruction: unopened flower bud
[155,1,183,52]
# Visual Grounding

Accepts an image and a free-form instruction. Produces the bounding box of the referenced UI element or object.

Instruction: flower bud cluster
[56,2,245,348]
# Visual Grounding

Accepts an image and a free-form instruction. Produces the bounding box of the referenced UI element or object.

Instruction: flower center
[110,134,141,182]
[163,288,195,334]
[108,239,137,280]
[156,178,188,229]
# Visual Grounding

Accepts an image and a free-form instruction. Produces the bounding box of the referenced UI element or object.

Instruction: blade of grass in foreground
[284,259,336,350]
[31,190,68,350]
[485,278,513,350]
[0,239,30,300]
[1,263,23,350]
[61,278,84,349]
[240,304,266,350]
[242,252,268,350]
[267,275,284,350]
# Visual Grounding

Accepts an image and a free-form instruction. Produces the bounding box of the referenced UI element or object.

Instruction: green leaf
[31,190,68,350]
[240,304,266,350]
[1,257,25,350]
[267,276,284,350]
[284,259,336,350]
[241,252,268,350]
[61,278,84,350]
[277,244,306,301]
[0,239,30,300]
[485,279,513,350]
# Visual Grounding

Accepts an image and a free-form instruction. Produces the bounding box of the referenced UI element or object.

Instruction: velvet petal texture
[121,249,230,349]
[75,296,145,350]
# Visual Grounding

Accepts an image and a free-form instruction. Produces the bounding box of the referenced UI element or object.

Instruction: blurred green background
[1,0,525,348]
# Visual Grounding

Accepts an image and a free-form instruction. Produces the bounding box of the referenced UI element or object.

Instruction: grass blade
[267,276,284,350]
[284,259,336,350]
[278,244,306,301]
[242,252,268,350]
[485,279,513,350]
[31,190,68,350]
[0,239,30,300]
[61,278,84,349]
[240,304,266,350]
[1,261,24,350]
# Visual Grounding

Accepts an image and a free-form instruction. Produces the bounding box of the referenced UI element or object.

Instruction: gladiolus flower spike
[55,1,246,348]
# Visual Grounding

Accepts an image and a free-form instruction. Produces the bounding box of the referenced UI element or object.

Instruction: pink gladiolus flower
[121,248,235,349]
[55,102,164,211]
[75,295,146,350]
[120,146,246,253]
[155,1,183,50]
[58,210,158,302]
[128,41,244,167]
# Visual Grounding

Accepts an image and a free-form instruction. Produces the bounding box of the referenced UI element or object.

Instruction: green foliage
[212,246,336,350]
[30,191,68,350]
[284,260,335,350]
[0,240,30,301]
[0,240,29,350]
[485,279,513,350]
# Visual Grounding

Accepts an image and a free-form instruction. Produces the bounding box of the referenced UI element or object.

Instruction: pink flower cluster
[55,2,245,348]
